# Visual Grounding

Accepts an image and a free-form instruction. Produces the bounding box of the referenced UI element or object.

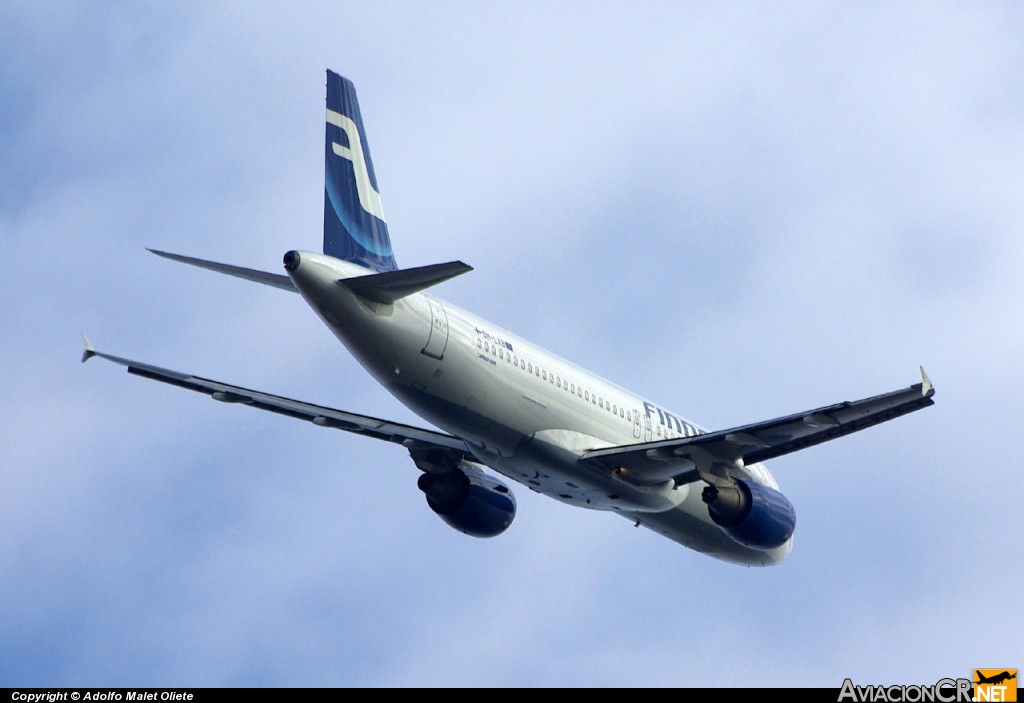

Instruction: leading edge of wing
[148,249,296,292]
[581,369,935,484]
[81,336,470,456]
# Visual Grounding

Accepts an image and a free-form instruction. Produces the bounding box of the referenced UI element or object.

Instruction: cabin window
[625,410,631,422]
[528,362,533,373]
[592,395,597,405]
[556,377,561,388]
[584,390,590,401]
[598,399,604,409]
[499,348,504,360]
[570,383,575,394]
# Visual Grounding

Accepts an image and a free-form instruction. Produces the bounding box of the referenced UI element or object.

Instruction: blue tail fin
[323,70,398,272]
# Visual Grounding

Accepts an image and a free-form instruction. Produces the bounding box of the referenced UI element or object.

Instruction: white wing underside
[581,369,935,485]
[82,339,471,458]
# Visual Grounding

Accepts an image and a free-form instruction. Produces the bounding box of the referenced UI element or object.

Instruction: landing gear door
[421,297,450,360]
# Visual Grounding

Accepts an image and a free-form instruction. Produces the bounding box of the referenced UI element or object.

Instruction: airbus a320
[83,70,935,566]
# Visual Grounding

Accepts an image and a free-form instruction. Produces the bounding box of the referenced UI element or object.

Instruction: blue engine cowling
[701,477,796,550]
[417,464,516,538]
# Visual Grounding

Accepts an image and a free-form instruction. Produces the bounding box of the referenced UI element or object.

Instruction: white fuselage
[287,251,791,566]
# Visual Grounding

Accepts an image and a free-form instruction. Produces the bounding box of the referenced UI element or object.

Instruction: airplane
[975,671,1016,686]
[82,69,936,566]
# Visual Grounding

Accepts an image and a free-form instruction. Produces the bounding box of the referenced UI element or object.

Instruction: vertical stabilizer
[323,70,398,272]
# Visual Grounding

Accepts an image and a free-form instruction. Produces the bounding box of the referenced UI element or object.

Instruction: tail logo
[326,108,386,221]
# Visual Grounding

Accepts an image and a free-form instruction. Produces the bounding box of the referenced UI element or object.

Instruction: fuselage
[286,250,791,566]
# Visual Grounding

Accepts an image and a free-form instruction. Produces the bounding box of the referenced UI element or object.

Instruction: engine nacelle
[417,464,516,538]
[701,477,796,551]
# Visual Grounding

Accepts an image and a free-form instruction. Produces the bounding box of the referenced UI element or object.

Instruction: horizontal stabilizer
[148,249,296,292]
[341,261,472,304]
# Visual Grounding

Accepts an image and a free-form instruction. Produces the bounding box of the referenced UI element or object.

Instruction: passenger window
[584,390,590,401]
[528,362,533,373]
[625,410,631,422]
[570,383,575,394]
[599,399,604,409]
[556,378,561,388]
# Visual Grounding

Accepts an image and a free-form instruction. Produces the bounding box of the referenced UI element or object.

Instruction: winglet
[919,366,934,397]
[81,334,97,363]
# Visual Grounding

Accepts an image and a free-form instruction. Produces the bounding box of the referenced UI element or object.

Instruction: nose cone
[283,250,301,271]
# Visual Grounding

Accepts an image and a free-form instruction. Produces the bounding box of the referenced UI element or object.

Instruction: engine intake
[418,464,516,538]
[702,477,796,551]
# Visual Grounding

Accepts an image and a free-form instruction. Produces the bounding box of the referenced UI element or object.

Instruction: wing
[81,336,471,457]
[581,369,935,485]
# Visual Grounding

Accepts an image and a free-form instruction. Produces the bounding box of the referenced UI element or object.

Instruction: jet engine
[417,463,516,538]
[701,477,796,550]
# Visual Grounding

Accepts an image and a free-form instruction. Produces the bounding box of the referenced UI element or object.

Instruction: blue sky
[2,1,1021,687]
